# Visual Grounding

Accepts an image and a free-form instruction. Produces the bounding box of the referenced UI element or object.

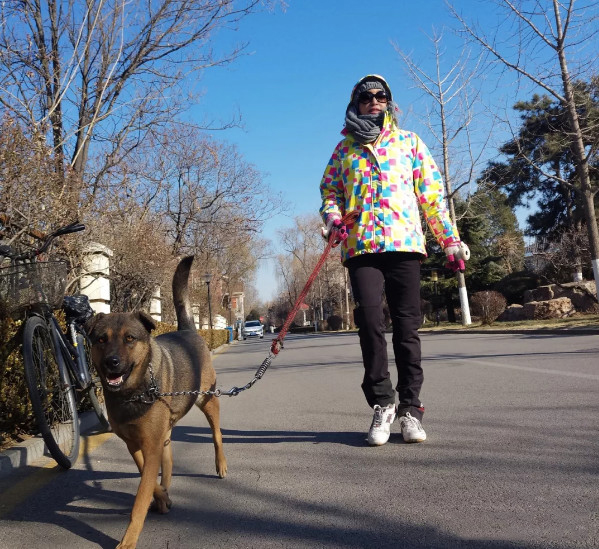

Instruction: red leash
[270,211,358,356]
[229,211,357,395]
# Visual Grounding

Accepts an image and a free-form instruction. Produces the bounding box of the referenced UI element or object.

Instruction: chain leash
[126,353,275,404]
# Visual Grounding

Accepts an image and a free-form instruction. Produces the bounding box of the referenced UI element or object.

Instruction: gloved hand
[321,216,348,243]
[444,241,470,272]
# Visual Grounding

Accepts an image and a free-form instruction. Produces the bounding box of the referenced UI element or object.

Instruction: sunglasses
[358,91,388,104]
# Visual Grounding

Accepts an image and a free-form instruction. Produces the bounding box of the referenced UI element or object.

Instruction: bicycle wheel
[76,330,110,431]
[22,316,80,469]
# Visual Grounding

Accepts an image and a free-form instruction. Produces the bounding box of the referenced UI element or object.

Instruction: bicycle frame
[1,219,108,468]
[42,311,92,391]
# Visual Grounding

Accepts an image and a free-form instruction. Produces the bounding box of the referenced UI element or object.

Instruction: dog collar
[126,363,160,404]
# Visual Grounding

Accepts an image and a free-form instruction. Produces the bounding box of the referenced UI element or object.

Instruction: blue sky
[189,1,562,301]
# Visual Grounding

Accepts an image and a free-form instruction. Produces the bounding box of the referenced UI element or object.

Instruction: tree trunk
[553,0,599,292]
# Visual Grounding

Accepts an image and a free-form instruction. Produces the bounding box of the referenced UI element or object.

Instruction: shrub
[199,328,230,349]
[0,317,36,447]
[470,291,507,325]
[289,325,315,334]
[494,271,544,304]
[327,315,343,331]
[152,321,229,350]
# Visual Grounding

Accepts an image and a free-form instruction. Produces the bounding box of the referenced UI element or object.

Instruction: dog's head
[86,311,156,393]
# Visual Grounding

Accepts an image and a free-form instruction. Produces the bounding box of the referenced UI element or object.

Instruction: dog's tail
[172,256,196,332]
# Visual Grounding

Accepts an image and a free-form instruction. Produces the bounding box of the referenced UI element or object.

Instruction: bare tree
[448,0,599,296]
[0,0,273,191]
[394,28,491,324]
[85,126,276,313]
[276,215,322,317]
[527,226,591,282]
[103,124,282,256]
[275,214,350,328]
[0,116,79,231]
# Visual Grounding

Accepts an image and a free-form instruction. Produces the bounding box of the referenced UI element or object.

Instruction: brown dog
[87,256,227,549]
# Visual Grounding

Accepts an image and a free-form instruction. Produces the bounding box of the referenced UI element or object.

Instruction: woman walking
[319,74,469,446]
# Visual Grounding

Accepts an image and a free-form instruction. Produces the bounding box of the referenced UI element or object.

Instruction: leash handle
[329,211,358,248]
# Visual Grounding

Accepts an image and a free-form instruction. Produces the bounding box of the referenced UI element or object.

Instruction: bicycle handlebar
[52,222,85,238]
[0,221,85,260]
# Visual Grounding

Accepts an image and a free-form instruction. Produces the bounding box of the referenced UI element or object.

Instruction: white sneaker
[399,412,426,443]
[367,404,396,446]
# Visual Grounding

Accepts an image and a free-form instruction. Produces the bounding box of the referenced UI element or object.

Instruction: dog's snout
[104,355,121,369]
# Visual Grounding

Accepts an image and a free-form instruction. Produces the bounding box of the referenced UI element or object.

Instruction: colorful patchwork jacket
[319,112,460,263]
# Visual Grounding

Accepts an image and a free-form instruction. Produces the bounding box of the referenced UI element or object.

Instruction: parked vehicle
[242,320,264,339]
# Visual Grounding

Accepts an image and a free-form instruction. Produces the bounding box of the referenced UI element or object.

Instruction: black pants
[347,252,424,420]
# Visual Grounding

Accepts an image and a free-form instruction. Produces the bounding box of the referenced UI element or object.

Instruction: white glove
[444,241,470,272]
[320,215,347,242]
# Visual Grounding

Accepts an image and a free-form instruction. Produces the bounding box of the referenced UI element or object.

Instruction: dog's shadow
[172,426,368,447]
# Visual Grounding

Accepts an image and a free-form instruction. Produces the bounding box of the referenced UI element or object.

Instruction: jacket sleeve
[412,135,460,249]
[319,143,345,223]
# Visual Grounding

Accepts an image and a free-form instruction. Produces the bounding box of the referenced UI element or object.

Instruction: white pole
[458,281,471,325]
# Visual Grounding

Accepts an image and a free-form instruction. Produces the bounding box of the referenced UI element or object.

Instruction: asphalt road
[0,331,597,548]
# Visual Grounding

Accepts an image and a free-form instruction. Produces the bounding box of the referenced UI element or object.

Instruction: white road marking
[461,358,599,380]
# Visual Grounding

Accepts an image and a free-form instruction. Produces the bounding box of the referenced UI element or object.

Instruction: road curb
[211,340,236,355]
[0,411,105,478]
[418,327,599,335]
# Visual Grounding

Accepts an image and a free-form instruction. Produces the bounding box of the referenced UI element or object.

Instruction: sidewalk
[0,410,104,477]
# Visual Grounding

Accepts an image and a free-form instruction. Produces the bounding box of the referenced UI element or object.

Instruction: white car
[242,320,264,339]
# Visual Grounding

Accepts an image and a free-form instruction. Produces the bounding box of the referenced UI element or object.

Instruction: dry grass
[420,313,599,332]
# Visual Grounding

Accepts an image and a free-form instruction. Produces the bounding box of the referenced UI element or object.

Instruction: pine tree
[482,79,599,239]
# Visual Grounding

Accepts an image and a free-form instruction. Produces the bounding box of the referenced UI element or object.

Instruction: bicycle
[0,221,109,469]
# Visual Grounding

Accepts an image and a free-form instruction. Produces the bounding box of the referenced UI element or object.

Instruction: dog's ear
[137,311,157,333]
[85,313,104,336]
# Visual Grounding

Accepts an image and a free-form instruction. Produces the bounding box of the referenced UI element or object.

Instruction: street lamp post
[202,273,213,330]
[222,275,232,327]
[431,269,439,326]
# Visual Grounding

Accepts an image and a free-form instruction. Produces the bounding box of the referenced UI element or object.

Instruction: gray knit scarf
[345,101,399,144]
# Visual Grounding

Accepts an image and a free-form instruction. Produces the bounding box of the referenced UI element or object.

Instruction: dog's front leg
[117,443,162,549]
[152,430,173,514]
[126,439,171,515]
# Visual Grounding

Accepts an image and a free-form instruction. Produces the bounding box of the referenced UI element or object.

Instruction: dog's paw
[149,488,172,514]
[149,497,172,514]
[216,458,228,479]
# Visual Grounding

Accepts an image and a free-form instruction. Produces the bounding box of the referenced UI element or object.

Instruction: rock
[553,282,598,313]
[500,280,597,321]
[560,280,596,296]
[524,285,555,302]
[497,304,528,322]
[522,281,598,314]
[523,297,575,320]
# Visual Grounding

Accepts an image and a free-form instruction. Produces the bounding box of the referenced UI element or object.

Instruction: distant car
[242,320,264,339]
